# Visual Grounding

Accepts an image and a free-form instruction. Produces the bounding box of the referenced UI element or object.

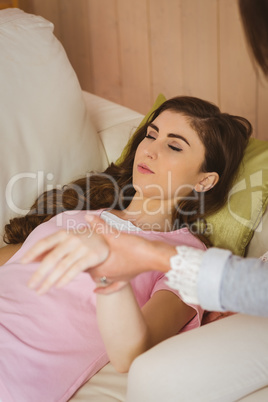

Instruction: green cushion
[116,94,268,256]
[116,93,166,165]
[207,137,268,256]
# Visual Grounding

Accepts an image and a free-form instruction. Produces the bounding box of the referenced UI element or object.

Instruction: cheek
[168,166,198,197]
[133,147,141,168]
[169,179,189,198]
[135,142,144,156]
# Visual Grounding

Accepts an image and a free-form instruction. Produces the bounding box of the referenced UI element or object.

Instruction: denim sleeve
[198,248,268,316]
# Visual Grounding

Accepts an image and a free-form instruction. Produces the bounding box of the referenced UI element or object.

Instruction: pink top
[0,210,205,402]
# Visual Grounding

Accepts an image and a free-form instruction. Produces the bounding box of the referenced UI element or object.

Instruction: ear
[195,173,219,192]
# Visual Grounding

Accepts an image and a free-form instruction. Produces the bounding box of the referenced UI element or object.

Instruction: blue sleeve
[198,248,268,316]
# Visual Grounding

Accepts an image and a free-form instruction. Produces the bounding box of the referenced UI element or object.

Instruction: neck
[112,195,175,231]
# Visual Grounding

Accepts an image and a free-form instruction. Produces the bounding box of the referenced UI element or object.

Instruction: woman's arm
[97,285,195,373]
[0,244,22,266]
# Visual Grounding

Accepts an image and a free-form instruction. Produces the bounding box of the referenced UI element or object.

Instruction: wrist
[145,241,177,274]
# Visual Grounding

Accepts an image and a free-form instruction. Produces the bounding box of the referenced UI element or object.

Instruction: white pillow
[0,9,107,245]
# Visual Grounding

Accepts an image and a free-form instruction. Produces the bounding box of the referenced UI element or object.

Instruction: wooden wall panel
[181,0,218,105]
[0,0,19,9]
[16,0,34,13]
[257,79,268,140]
[57,0,93,93]
[219,0,257,132]
[149,0,183,102]
[15,0,268,139]
[86,0,121,104]
[29,0,61,39]
[117,0,151,112]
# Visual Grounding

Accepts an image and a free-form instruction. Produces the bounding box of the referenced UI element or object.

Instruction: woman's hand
[21,224,109,294]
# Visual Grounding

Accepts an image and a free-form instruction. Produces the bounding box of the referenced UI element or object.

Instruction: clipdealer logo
[5,171,57,215]
[227,170,265,232]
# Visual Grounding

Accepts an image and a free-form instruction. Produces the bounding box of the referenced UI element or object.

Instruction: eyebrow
[148,123,190,146]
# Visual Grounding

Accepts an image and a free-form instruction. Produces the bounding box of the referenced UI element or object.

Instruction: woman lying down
[0,96,251,401]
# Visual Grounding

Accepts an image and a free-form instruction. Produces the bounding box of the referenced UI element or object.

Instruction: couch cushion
[70,362,127,401]
[0,9,106,245]
[82,91,143,164]
[246,205,268,257]
[207,138,268,256]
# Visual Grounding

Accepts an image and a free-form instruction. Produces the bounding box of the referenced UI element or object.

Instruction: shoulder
[141,228,206,251]
[0,244,22,266]
[47,209,105,228]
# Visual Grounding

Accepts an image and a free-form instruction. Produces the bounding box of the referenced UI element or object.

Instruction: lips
[137,163,155,174]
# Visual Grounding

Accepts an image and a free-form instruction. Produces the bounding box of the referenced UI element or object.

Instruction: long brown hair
[4,96,252,245]
[239,0,268,76]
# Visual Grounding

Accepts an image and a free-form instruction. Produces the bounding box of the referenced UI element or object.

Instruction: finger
[21,230,68,263]
[94,281,128,295]
[55,248,110,289]
[54,259,90,288]
[35,248,86,294]
[40,244,110,293]
[28,236,79,289]
[89,266,106,283]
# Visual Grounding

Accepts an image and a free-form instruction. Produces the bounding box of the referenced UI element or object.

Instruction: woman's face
[133,110,206,203]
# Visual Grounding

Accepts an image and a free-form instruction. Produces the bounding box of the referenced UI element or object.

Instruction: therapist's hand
[87,216,177,295]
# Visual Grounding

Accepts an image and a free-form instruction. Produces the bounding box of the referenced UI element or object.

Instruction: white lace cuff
[165,246,204,305]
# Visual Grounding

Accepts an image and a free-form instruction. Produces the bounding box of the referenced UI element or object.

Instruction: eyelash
[145,134,155,140]
[145,134,182,152]
[169,145,182,152]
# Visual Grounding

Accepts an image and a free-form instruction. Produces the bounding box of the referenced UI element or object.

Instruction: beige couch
[1,8,268,401]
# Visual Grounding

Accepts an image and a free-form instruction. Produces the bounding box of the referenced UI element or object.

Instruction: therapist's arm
[199,249,268,316]
[167,246,268,317]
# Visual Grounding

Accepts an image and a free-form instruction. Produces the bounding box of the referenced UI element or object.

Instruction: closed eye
[169,145,182,152]
[145,134,156,140]
[145,133,182,152]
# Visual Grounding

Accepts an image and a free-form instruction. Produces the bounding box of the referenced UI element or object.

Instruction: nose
[144,149,157,159]
[144,142,158,160]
